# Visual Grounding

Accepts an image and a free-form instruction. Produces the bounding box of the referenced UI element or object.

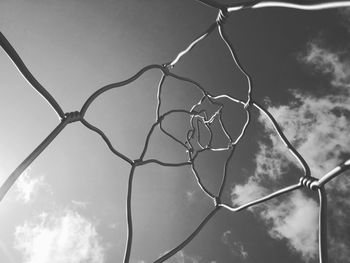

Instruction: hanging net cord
[1,1,350,263]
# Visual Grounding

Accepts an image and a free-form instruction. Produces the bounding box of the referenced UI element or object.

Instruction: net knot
[299,176,318,191]
[228,143,235,149]
[187,129,195,140]
[162,63,173,74]
[186,147,194,154]
[133,159,142,166]
[213,197,221,207]
[190,109,199,115]
[63,111,81,123]
[216,9,228,26]
[186,147,195,162]
[244,100,252,110]
[157,114,165,122]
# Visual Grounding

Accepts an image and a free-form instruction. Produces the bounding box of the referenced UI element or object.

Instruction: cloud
[260,192,318,261]
[301,42,350,88]
[264,91,350,177]
[15,169,50,204]
[14,209,106,263]
[266,42,350,179]
[221,230,248,260]
[231,177,267,206]
[231,41,350,261]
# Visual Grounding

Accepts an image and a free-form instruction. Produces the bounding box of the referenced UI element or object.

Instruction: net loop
[299,176,318,191]
[63,111,82,123]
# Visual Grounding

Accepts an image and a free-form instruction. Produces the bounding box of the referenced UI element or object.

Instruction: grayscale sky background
[0,0,349,263]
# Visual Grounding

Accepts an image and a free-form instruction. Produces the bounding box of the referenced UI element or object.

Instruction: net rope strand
[1,1,350,263]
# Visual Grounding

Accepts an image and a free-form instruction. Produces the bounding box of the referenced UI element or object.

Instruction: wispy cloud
[260,192,318,260]
[221,230,248,260]
[14,209,106,263]
[264,91,350,177]
[231,177,267,206]
[15,169,50,204]
[231,40,350,261]
[302,42,350,88]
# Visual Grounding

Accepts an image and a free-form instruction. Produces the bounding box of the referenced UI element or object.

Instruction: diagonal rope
[0,32,65,119]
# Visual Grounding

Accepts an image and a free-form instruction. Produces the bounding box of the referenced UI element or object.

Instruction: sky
[0,0,349,263]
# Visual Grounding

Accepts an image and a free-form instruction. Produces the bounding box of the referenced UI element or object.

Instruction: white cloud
[260,192,318,261]
[263,92,350,177]
[302,43,350,88]
[15,169,50,204]
[254,142,291,180]
[231,41,350,261]
[221,230,248,260]
[231,177,267,206]
[14,209,106,263]
[263,43,350,180]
